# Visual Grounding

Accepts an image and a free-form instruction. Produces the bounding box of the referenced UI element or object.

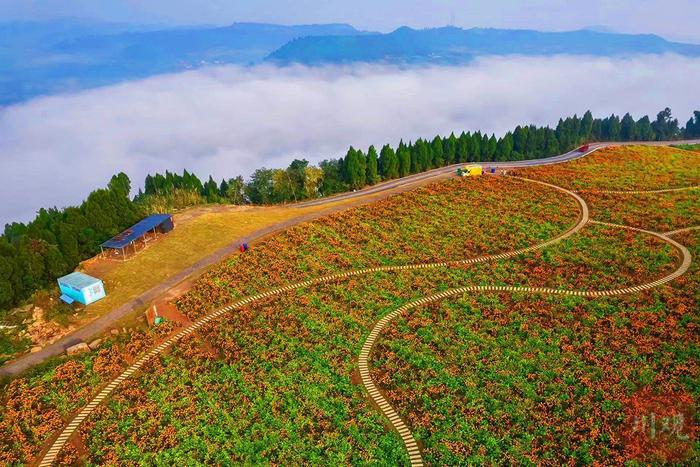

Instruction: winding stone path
[666,225,700,236]
[36,176,694,466]
[358,212,693,466]
[579,185,699,194]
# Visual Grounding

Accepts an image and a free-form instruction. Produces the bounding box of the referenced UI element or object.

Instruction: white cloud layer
[1,54,699,226]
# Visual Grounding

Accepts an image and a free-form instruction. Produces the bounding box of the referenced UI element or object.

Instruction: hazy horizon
[1,0,700,43]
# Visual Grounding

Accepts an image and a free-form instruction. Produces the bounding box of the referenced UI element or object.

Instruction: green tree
[0,255,14,309]
[344,146,366,189]
[397,142,411,177]
[56,223,80,267]
[271,169,296,202]
[533,127,546,156]
[319,159,346,196]
[444,133,457,164]
[287,159,309,197]
[486,134,498,161]
[496,132,513,161]
[513,126,529,155]
[225,176,246,204]
[431,136,444,167]
[245,168,275,204]
[651,107,679,140]
[415,139,431,171]
[108,172,131,197]
[544,128,560,155]
[379,144,399,179]
[456,132,469,162]
[303,166,324,198]
[636,115,655,141]
[556,118,575,150]
[202,176,220,203]
[580,110,594,140]
[480,133,490,161]
[601,114,621,141]
[366,145,380,185]
[591,119,603,141]
[470,132,482,162]
[45,245,67,279]
[685,111,700,138]
[620,113,638,141]
[218,179,229,198]
[524,126,537,159]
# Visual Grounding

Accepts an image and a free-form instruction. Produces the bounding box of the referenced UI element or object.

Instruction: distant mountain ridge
[2,21,699,105]
[267,26,700,65]
[0,20,368,105]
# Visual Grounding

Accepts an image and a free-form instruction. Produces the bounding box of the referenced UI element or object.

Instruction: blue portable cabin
[58,272,106,305]
[101,214,174,260]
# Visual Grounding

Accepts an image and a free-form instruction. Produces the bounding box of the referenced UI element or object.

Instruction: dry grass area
[2,172,441,364]
[69,190,411,330]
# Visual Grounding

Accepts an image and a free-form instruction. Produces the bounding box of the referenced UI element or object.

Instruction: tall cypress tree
[471,132,482,162]
[366,145,380,185]
[496,132,513,161]
[620,113,638,141]
[607,114,622,141]
[487,135,498,161]
[636,116,655,141]
[379,144,399,179]
[397,141,411,177]
[544,129,560,156]
[445,132,457,164]
[456,132,469,162]
[414,139,430,172]
[480,133,490,161]
[344,146,366,189]
[431,136,444,167]
[410,141,420,173]
[580,110,594,140]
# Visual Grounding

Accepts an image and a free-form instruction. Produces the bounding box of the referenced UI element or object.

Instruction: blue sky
[2,0,700,42]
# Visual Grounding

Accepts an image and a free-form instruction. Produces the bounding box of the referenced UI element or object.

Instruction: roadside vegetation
[1,107,698,326]
[672,143,700,152]
[1,145,697,465]
[0,192,406,363]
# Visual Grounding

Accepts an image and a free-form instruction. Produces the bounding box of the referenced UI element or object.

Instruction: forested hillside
[0,21,366,105]
[0,108,697,313]
[268,26,700,65]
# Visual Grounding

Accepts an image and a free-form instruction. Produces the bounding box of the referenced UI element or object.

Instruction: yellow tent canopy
[457,165,483,176]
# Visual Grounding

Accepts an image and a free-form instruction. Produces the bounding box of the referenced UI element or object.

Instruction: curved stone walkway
[36,177,584,466]
[578,185,699,194]
[37,177,692,466]
[666,225,700,236]
[359,221,692,466]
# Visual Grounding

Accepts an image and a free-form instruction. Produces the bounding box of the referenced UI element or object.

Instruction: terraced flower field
[372,229,699,465]
[515,145,700,191]
[0,145,697,466]
[583,191,700,232]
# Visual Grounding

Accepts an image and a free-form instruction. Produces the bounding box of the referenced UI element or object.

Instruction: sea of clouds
[1,54,699,225]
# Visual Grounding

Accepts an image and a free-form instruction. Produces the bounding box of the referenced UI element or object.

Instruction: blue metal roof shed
[101,214,174,259]
[58,271,106,305]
